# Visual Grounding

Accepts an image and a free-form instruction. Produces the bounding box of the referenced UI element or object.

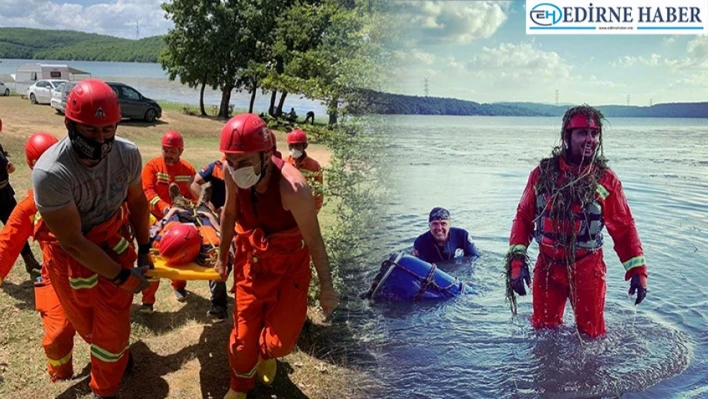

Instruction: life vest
[533,184,606,251]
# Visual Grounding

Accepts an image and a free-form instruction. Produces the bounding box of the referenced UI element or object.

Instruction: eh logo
[530,3,563,26]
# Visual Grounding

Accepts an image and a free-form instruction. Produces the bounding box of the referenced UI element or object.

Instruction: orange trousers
[34,274,77,381]
[140,279,186,304]
[228,227,312,393]
[531,249,607,338]
[37,204,137,397]
[0,191,76,381]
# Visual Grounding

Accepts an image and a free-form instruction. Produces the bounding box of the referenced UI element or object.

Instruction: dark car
[52,81,162,123]
[107,82,162,123]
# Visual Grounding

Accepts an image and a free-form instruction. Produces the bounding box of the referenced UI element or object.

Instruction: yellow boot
[223,389,247,399]
[257,357,277,386]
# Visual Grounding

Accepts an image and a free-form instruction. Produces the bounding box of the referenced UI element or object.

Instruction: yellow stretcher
[144,255,221,281]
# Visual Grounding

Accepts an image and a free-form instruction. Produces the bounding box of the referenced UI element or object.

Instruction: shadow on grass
[296,302,378,371]
[130,287,234,335]
[2,279,36,311]
[119,118,168,128]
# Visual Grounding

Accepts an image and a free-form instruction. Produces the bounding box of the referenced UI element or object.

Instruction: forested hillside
[0,28,163,62]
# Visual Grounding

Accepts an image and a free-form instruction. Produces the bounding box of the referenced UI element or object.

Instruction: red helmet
[0,116,3,133]
[161,130,184,148]
[65,79,122,126]
[219,113,272,154]
[158,223,202,266]
[25,132,59,169]
[287,129,308,144]
[565,113,599,130]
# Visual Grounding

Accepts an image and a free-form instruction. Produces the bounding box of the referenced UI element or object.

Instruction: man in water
[413,207,480,263]
[506,104,648,338]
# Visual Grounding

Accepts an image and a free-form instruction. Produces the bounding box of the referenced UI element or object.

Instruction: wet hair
[555,104,607,162]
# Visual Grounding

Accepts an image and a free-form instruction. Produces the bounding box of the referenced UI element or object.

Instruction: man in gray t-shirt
[30,78,153,399]
[34,136,142,233]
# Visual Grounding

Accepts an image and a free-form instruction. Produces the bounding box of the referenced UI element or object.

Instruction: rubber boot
[257,357,277,386]
[223,389,247,399]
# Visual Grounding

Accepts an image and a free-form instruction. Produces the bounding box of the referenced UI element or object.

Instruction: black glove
[511,259,531,296]
[628,274,647,305]
[112,268,150,294]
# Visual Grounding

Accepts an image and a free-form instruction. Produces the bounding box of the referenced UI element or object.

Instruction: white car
[27,79,68,105]
[0,81,10,96]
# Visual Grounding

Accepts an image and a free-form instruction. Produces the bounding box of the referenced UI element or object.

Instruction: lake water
[344,116,708,398]
[0,58,327,116]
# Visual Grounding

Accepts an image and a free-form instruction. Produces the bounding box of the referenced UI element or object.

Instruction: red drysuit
[509,157,648,338]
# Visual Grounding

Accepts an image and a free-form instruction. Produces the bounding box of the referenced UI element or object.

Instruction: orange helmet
[65,79,122,126]
[219,113,272,154]
[286,129,308,144]
[158,223,202,266]
[25,132,59,169]
[161,130,184,148]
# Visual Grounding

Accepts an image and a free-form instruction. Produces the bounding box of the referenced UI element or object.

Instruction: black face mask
[68,126,114,161]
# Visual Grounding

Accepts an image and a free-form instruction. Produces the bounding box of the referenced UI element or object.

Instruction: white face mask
[290,148,303,159]
[227,163,261,189]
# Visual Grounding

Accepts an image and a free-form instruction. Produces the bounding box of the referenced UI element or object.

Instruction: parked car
[106,82,162,122]
[50,82,77,114]
[28,79,68,105]
[0,81,10,96]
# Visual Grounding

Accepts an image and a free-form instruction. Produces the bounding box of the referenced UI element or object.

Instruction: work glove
[112,267,150,294]
[628,274,647,305]
[510,258,531,296]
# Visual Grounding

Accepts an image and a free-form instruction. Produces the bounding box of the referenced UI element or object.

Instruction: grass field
[0,96,371,399]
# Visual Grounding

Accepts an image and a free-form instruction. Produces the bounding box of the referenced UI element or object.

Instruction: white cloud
[394,1,511,45]
[0,0,172,39]
[464,42,573,82]
[611,54,664,68]
[662,36,676,46]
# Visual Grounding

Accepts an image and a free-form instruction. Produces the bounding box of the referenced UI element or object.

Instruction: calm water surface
[342,116,708,399]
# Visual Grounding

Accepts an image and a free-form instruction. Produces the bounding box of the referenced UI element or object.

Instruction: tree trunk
[269,90,277,116]
[276,91,288,117]
[327,97,338,129]
[248,80,257,114]
[199,79,207,116]
[220,83,233,119]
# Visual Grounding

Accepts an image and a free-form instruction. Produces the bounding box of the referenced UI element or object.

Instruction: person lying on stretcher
[149,182,226,266]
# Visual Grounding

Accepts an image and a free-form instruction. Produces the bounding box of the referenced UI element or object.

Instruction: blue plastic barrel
[368,252,473,301]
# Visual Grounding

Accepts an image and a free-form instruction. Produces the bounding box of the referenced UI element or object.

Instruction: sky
[1,0,708,105]
[388,1,708,105]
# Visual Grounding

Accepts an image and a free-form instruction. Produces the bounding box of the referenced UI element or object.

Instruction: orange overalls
[228,156,312,393]
[286,154,324,212]
[141,156,197,302]
[0,190,75,382]
[35,202,137,397]
[509,157,647,338]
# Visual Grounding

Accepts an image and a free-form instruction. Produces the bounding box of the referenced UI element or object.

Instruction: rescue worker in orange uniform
[506,105,648,339]
[286,129,323,213]
[0,116,42,275]
[32,79,152,399]
[140,130,197,308]
[213,114,339,399]
[0,132,78,382]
